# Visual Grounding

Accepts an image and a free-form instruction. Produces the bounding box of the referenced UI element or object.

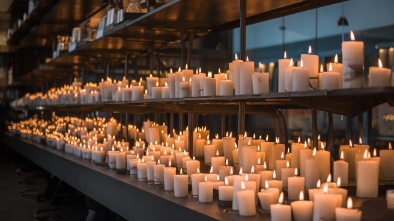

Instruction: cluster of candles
[9,113,394,220]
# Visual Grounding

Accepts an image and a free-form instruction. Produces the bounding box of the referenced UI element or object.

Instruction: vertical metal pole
[311,110,318,149]
[150,45,154,74]
[186,31,195,68]
[179,113,184,133]
[188,109,194,154]
[106,63,110,78]
[221,114,226,138]
[238,102,245,136]
[240,0,246,61]
[364,110,372,145]
[170,112,174,136]
[358,115,363,143]
[124,53,129,77]
[125,113,129,141]
[327,113,333,152]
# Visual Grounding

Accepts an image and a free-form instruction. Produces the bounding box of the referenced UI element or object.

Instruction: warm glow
[337,177,341,188]
[359,137,362,145]
[185,64,188,70]
[241,181,246,190]
[258,158,261,165]
[281,152,284,160]
[248,140,251,146]
[327,174,332,183]
[289,58,294,66]
[182,76,185,82]
[308,45,312,54]
[363,149,368,160]
[334,54,338,63]
[230,167,233,175]
[320,64,323,73]
[350,140,353,147]
[287,147,290,154]
[246,56,249,62]
[389,142,392,150]
[276,137,280,144]
[216,150,219,156]
[239,167,243,176]
[341,151,344,160]
[300,59,304,68]
[169,160,172,167]
[286,161,290,168]
[323,185,328,194]
[321,142,325,151]
[178,67,181,72]
[251,166,255,174]
[225,177,229,186]
[298,137,301,143]
[294,168,298,176]
[197,168,200,174]
[284,51,287,59]
[373,148,377,157]
[265,180,269,189]
[350,31,355,41]
[165,82,168,87]
[244,131,247,139]
[317,179,321,189]
[224,73,227,80]
[347,197,353,209]
[245,174,249,182]
[264,162,267,170]
[210,166,213,174]
[180,168,183,175]
[273,170,277,179]
[329,63,333,72]
[299,191,304,201]
[235,53,238,60]
[278,192,284,204]
[312,148,316,157]
[208,71,212,78]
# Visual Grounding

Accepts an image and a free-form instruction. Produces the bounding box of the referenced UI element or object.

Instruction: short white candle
[237,181,256,216]
[357,150,379,198]
[174,168,188,197]
[164,161,176,191]
[252,72,269,94]
[199,175,213,202]
[335,197,362,221]
[291,191,313,221]
[369,58,391,87]
[270,192,291,221]
[219,177,233,201]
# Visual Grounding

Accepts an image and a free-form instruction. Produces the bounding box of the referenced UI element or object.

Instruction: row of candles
[9,114,394,220]
[11,31,393,109]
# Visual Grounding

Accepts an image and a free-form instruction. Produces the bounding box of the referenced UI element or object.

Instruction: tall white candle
[334,152,349,185]
[239,57,254,95]
[237,181,256,216]
[214,71,226,96]
[301,46,319,89]
[357,150,379,198]
[232,54,243,95]
[174,168,188,197]
[292,60,310,92]
[342,31,364,88]
[164,162,176,191]
[199,175,213,202]
[278,51,291,92]
[288,168,305,200]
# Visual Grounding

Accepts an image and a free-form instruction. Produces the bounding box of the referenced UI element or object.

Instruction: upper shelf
[20,87,394,117]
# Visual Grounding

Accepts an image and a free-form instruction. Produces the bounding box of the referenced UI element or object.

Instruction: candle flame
[210,166,213,174]
[258,158,261,165]
[251,166,255,174]
[327,174,332,183]
[294,168,298,176]
[321,142,325,151]
[298,137,301,143]
[239,167,243,176]
[320,64,323,73]
[359,137,362,145]
[289,58,294,66]
[373,148,377,157]
[378,59,383,68]
[224,73,227,80]
[278,192,284,204]
[308,45,312,54]
[350,140,353,148]
[317,179,321,189]
[165,82,168,87]
[265,180,269,189]
[185,64,188,70]
[299,190,304,201]
[363,149,368,160]
[323,185,328,194]
[170,68,173,73]
[197,168,200,174]
[230,167,233,175]
[337,177,341,188]
[264,161,267,170]
[216,150,219,156]
[347,197,353,209]
[281,152,284,160]
[248,140,251,146]
[350,31,355,41]
[273,170,276,179]
[246,56,249,62]
[205,174,207,182]
[284,51,287,59]
[241,181,245,190]
[300,59,304,68]
[235,143,238,149]
[341,151,344,160]
[225,177,229,186]
[245,174,249,182]
[235,53,238,60]
[180,168,183,175]
[276,137,279,144]
[334,54,338,63]
[244,131,247,138]
[313,148,316,157]
[208,71,212,78]
[158,159,160,164]
[169,160,171,167]
[390,142,392,150]
[329,63,333,72]
[178,67,181,72]
[226,159,228,166]
[286,161,290,168]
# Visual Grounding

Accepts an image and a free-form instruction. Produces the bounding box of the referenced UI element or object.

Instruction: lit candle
[186,156,200,177]
[232,168,246,210]
[291,138,304,171]
[179,76,190,98]
[219,159,233,181]
[222,132,236,164]
[288,168,305,200]
[285,59,297,91]
[219,74,234,96]
[258,162,273,189]
[214,69,226,95]
[151,81,162,99]
[239,56,254,95]
[237,181,256,216]
[315,143,331,182]
[232,54,243,95]
[161,82,169,98]
[335,197,362,221]
[267,170,283,193]
[300,144,312,177]
[115,149,126,170]
[164,161,176,191]
[292,59,310,92]
[306,148,320,190]
[203,72,216,96]
[241,141,257,173]
[131,81,144,100]
[191,168,205,198]
[343,140,357,179]
[342,31,364,88]
[275,152,287,180]
[301,45,319,89]
[270,192,291,221]
[153,160,165,184]
[219,177,233,202]
[204,139,216,165]
[258,180,279,211]
[147,157,156,183]
[334,151,349,185]
[174,168,188,197]
[199,175,213,202]
[291,191,313,221]
[328,177,348,207]
[167,69,176,98]
[270,138,285,170]
[191,71,202,97]
[380,142,394,180]
[357,149,379,198]
[280,161,295,188]
[322,63,340,90]
[212,134,224,156]
[313,185,343,221]
[146,74,159,98]
[369,58,391,87]
[278,51,291,92]
[137,158,148,181]
[252,71,269,94]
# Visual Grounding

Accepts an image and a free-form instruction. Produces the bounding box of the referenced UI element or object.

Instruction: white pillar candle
[107,151,117,168]
[181,156,191,169]
[300,147,312,177]
[252,72,269,94]
[203,72,216,96]
[191,172,205,197]
[222,136,236,163]
[344,146,358,179]
[301,46,319,89]
[204,141,216,164]
[131,84,144,100]
[380,145,394,180]
[174,168,188,197]
[284,59,297,92]
[211,152,225,174]
[288,169,305,200]
[154,163,165,184]
[280,161,295,188]
[174,70,183,98]
[313,187,343,221]
[328,54,343,88]
[137,159,148,181]
[219,177,233,201]
[241,145,257,173]
[260,141,274,169]
[270,193,291,221]
[357,151,379,198]
[342,31,364,88]
[306,149,320,190]
[258,184,280,211]
[195,136,206,157]
[191,74,202,97]
[232,148,239,164]
[219,77,234,96]
[334,154,349,185]
[267,170,283,193]
[146,75,159,98]
[179,80,190,98]
[115,151,126,170]
[212,177,225,190]
[237,181,256,216]
[290,142,303,171]
[161,83,169,98]
[335,197,362,221]
[292,62,310,92]
[186,158,200,177]
[214,72,226,95]
[291,191,313,221]
[199,175,213,202]
[198,73,206,96]
[151,84,162,99]
[232,174,246,210]
[219,164,233,181]
[270,142,285,170]
[328,178,348,207]
[259,167,273,189]
[164,164,176,191]
[275,155,287,180]
[212,136,224,156]
[278,52,291,92]
[167,72,175,98]
[239,58,254,95]
[315,148,331,182]
[237,138,250,169]
[232,56,243,95]
[321,63,340,90]
[122,86,132,101]
[147,160,156,182]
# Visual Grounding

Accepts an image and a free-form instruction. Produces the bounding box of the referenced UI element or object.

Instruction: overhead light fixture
[337,16,349,26]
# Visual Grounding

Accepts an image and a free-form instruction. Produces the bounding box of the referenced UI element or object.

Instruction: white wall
[233,0,394,52]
